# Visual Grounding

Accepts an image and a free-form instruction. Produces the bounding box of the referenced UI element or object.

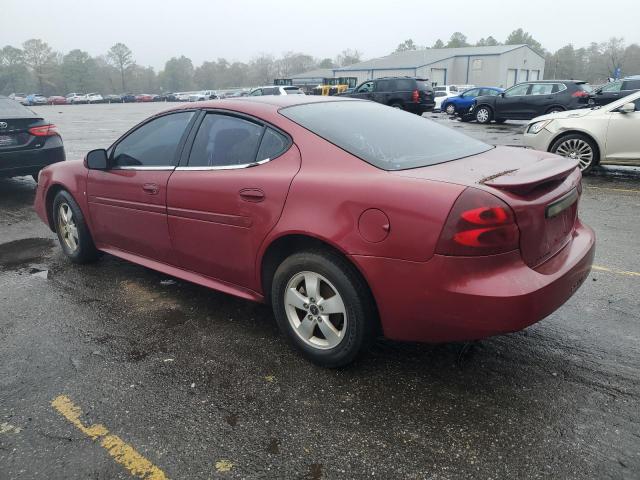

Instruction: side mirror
[619,102,636,114]
[500,92,505,97]
[86,149,109,170]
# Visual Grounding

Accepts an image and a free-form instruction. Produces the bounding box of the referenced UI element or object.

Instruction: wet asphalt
[0,103,639,479]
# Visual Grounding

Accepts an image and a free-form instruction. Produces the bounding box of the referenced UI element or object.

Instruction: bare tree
[336,49,362,67]
[602,37,626,78]
[107,43,133,91]
[22,39,56,93]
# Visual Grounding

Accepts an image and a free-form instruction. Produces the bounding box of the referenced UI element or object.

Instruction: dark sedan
[0,96,65,181]
[467,80,593,124]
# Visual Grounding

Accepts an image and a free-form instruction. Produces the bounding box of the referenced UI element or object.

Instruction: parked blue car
[441,87,503,115]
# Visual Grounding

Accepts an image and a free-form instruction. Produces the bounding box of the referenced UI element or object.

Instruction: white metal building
[333,44,545,88]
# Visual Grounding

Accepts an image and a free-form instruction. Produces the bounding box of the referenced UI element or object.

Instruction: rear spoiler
[482,157,579,195]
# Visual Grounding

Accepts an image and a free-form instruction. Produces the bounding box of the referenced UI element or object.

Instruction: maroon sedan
[135,94,154,103]
[34,96,595,367]
[47,96,68,105]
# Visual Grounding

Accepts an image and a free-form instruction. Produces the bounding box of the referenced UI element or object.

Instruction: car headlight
[527,120,552,134]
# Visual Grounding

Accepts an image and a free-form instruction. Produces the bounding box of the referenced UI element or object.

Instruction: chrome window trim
[175,158,271,171]
[112,166,176,171]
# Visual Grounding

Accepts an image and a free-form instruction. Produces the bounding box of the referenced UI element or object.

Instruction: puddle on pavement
[0,238,55,271]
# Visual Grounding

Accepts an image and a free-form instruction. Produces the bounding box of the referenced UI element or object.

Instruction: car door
[603,98,640,165]
[372,79,393,105]
[459,88,480,109]
[497,83,532,118]
[527,83,557,117]
[166,112,301,290]
[594,80,623,106]
[86,110,196,262]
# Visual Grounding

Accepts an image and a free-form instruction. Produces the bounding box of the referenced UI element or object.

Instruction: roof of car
[520,79,587,83]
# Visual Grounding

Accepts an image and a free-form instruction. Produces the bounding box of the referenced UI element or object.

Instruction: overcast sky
[2,0,639,70]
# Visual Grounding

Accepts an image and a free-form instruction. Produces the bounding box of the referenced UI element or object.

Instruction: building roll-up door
[507,69,517,87]
[430,68,446,86]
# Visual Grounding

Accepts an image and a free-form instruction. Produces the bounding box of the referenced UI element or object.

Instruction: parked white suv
[249,86,305,96]
[86,93,104,104]
[189,90,218,101]
[524,90,640,173]
[66,93,87,104]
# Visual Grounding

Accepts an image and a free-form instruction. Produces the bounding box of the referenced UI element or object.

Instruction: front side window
[601,81,622,93]
[187,114,263,167]
[504,84,530,97]
[112,112,194,167]
[480,88,500,96]
[356,81,373,93]
[281,101,492,171]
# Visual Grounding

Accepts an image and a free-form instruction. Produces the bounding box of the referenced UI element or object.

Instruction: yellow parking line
[52,395,167,480]
[592,265,640,277]
[585,186,640,194]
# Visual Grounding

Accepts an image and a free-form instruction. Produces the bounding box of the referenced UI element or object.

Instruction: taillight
[436,188,520,256]
[28,124,59,137]
[571,90,590,98]
[412,89,419,103]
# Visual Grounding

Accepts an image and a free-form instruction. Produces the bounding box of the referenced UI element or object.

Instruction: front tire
[445,103,456,115]
[53,191,100,263]
[271,250,376,368]
[475,105,493,124]
[550,133,599,174]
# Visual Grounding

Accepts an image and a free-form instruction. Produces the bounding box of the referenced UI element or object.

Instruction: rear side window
[551,83,567,93]
[375,80,391,92]
[188,114,263,167]
[113,112,194,167]
[530,84,554,95]
[256,128,290,161]
[394,79,415,91]
[281,101,491,171]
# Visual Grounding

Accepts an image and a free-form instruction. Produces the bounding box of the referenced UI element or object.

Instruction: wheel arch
[548,129,602,163]
[259,233,378,313]
[546,105,566,113]
[44,183,67,231]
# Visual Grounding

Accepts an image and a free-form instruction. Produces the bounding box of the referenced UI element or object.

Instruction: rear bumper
[352,220,595,343]
[405,101,435,114]
[0,137,65,178]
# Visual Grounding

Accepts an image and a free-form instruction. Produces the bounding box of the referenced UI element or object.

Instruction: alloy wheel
[446,104,456,115]
[476,108,490,123]
[284,271,347,350]
[555,138,593,171]
[57,203,79,253]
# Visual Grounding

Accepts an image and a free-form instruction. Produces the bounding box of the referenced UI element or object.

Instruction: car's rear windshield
[416,81,431,91]
[280,100,492,171]
[0,98,37,118]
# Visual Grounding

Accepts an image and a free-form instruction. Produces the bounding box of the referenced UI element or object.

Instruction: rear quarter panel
[259,125,465,264]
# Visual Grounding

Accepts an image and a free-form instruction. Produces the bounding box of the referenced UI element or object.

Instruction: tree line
[0,41,362,96]
[1,29,639,96]
[395,29,640,84]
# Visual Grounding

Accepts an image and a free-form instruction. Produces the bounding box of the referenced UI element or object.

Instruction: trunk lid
[393,146,582,268]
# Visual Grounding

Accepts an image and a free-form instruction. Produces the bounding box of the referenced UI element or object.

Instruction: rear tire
[271,250,376,368]
[475,105,493,124]
[547,106,564,114]
[52,190,100,263]
[550,133,599,174]
[390,102,403,109]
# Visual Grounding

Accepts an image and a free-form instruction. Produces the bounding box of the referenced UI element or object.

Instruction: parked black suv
[466,80,593,124]
[342,77,435,115]
[592,75,640,106]
[0,96,65,181]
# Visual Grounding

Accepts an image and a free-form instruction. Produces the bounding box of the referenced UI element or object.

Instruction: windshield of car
[280,100,492,171]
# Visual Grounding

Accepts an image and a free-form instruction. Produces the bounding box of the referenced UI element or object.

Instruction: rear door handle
[239,188,265,202]
[142,183,160,195]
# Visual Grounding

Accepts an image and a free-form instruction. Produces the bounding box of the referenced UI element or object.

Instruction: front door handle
[142,183,160,195]
[239,188,265,202]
